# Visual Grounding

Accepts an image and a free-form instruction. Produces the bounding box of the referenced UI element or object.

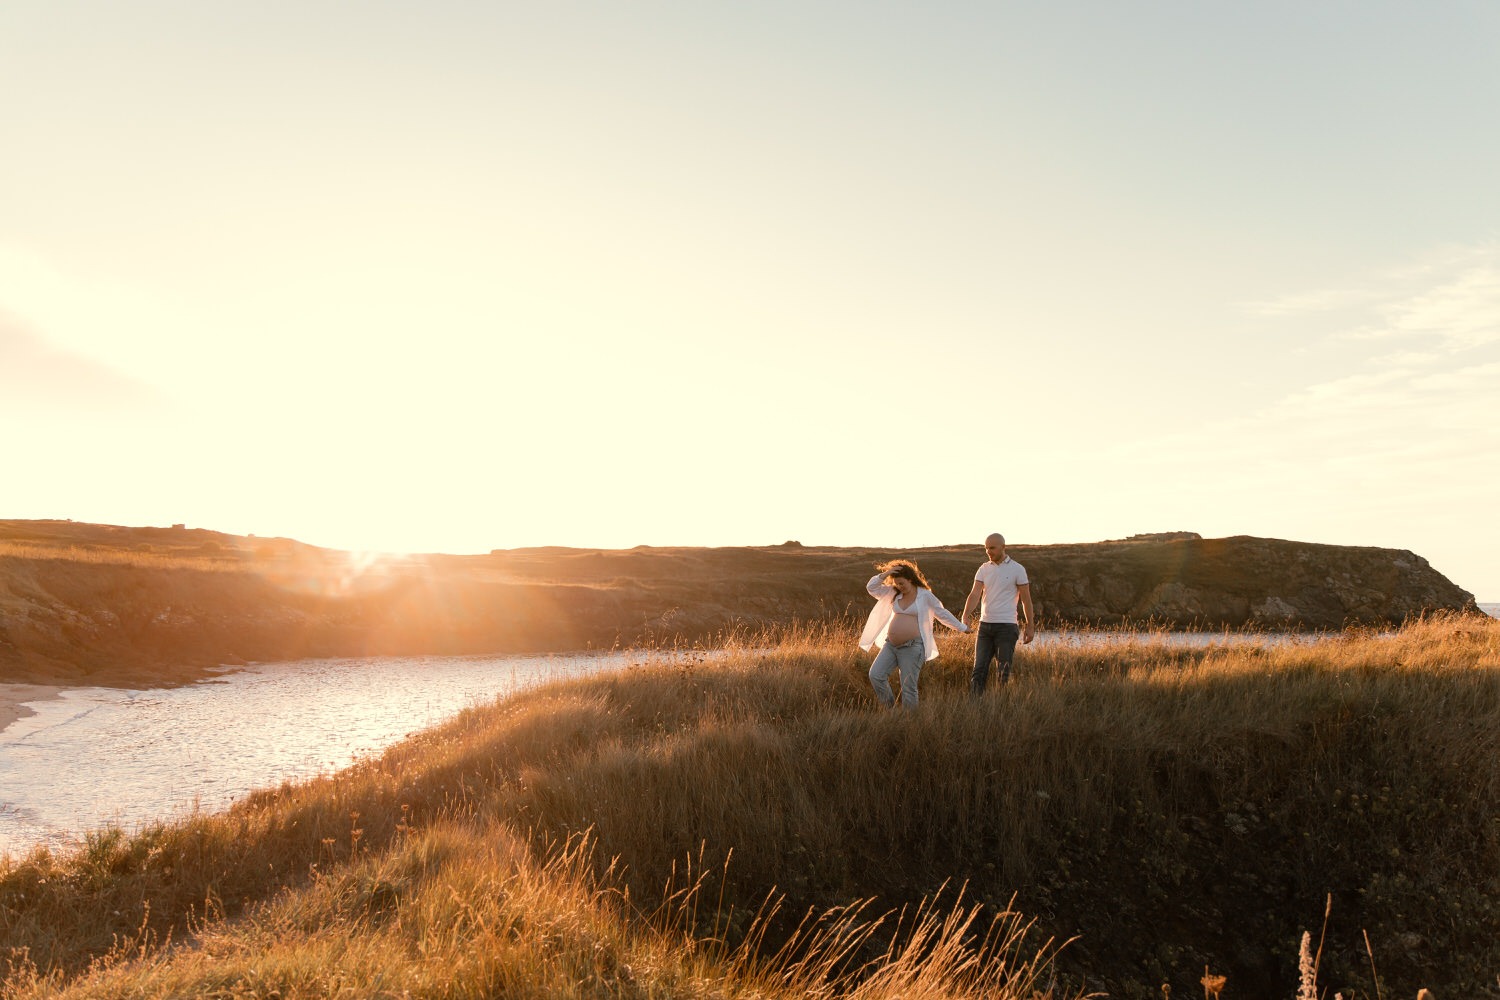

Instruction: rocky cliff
[982,533,1474,628]
[0,521,1477,685]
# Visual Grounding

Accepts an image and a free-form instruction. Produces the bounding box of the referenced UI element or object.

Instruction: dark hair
[876,559,930,590]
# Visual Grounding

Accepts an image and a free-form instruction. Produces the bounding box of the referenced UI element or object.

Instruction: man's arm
[962,581,983,622]
[1017,583,1035,643]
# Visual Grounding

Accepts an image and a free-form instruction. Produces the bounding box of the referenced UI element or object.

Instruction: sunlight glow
[2,4,1496,598]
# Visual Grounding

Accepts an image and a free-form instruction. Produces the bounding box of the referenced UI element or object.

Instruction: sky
[2,1,1497,599]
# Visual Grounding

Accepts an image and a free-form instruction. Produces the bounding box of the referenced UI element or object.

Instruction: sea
[0,649,685,857]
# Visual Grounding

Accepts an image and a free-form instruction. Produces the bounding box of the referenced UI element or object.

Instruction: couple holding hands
[859,533,1034,710]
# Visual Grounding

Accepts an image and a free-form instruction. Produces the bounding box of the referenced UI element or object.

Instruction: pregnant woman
[858,559,969,710]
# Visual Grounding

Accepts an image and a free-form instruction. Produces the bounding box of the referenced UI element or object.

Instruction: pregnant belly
[886,614,920,645]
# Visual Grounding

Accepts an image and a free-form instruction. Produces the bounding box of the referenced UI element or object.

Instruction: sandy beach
[0,684,64,734]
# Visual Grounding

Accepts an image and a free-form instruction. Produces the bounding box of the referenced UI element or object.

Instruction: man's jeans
[971,622,1021,694]
[869,637,925,709]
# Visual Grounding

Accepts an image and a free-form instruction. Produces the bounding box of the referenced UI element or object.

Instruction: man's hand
[1022,623,1035,644]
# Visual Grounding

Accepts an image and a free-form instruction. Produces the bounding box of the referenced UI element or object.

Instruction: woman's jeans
[869,636,925,709]
[971,622,1021,694]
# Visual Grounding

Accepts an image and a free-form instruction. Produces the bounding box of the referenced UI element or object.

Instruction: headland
[0,519,1477,689]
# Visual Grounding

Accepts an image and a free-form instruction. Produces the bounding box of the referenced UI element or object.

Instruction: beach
[0,684,63,734]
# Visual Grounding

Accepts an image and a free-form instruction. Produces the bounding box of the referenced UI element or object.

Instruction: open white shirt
[859,574,968,662]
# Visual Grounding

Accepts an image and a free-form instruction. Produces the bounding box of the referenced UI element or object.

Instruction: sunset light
[4,6,1499,989]
[2,3,1496,599]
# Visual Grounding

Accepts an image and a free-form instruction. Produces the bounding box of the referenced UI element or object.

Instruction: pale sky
[2,2,1497,599]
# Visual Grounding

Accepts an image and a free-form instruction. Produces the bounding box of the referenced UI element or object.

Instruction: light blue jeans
[869,636,925,710]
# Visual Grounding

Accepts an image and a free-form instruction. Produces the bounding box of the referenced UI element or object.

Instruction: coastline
[0,684,64,735]
[2,607,1492,738]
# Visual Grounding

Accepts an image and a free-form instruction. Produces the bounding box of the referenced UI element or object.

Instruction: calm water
[0,650,671,858]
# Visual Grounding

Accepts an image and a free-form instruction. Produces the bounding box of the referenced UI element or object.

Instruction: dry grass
[3,825,1068,999]
[3,616,1497,998]
[0,542,247,574]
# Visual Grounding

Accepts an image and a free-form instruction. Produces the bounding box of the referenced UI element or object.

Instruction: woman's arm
[926,594,970,632]
[866,574,894,599]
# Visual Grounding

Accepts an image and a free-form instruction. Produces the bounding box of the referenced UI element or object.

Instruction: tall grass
[3,616,1496,997]
[0,542,247,573]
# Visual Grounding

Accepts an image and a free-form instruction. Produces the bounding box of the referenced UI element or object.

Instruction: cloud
[1244,286,1384,317]
[0,314,162,415]
[1268,246,1500,449]
[1252,241,1500,354]
[1288,360,1499,436]
[1375,264,1500,350]
[1367,349,1446,367]
[1293,367,1412,406]
[1112,243,1500,484]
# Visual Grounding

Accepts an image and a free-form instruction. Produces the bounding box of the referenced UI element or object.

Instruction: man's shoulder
[979,559,1027,580]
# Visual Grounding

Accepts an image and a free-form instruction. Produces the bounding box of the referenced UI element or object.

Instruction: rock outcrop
[994,534,1475,628]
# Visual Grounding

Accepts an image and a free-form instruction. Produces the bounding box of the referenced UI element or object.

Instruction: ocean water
[1481,603,1500,618]
[0,650,684,857]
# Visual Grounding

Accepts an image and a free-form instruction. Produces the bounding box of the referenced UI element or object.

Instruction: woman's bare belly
[887,612,920,645]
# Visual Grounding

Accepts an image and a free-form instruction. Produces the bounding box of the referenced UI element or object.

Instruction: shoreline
[0,684,65,735]
[3,613,1494,737]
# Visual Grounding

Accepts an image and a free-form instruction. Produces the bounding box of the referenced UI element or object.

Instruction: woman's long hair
[876,559,930,590]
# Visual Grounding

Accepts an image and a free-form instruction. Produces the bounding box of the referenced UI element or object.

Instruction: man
[962,532,1034,693]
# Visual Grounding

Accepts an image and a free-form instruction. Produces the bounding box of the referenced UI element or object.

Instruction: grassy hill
[4,617,1496,998]
[0,519,1477,687]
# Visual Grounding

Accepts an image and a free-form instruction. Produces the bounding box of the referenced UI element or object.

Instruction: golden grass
[0,542,247,573]
[3,616,1497,998]
[1,826,1069,999]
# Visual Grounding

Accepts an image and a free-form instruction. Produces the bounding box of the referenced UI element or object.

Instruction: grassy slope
[4,618,1497,998]
[0,519,1478,687]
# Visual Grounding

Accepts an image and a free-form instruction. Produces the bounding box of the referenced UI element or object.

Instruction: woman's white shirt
[859,574,968,662]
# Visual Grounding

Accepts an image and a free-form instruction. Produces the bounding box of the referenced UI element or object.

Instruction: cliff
[0,521,1477,685]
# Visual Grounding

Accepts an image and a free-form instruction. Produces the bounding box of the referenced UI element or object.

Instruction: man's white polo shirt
[975,556,1029,624]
